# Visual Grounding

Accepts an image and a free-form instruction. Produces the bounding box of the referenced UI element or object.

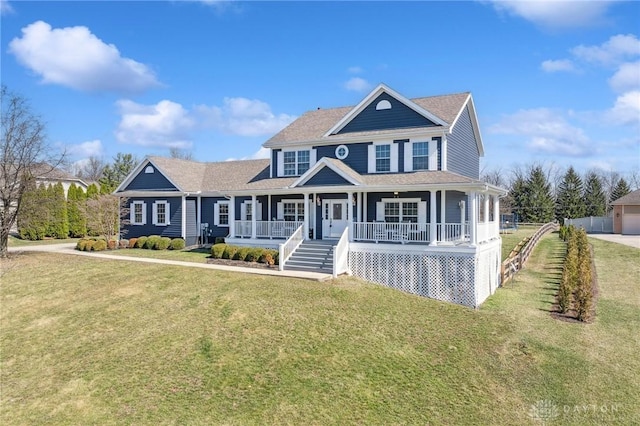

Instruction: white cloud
[344,77,371,92]
[115,100,194,148]
[489,108,591,156]
[227,146,271,161]
[487,0,617,29]
[195,97,296,137]
[347,66,364,74]
[608,61,640,93]
[572,34,640,66]
[8,21,160,93]
[606,90,640,126]
[541,59,576,73]
[69,139,104,158]
[1,0,14,15]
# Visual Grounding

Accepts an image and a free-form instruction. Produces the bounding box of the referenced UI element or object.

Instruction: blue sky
[1,0,639,180]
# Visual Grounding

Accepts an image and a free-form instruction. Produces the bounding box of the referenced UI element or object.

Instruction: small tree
[86,194,128,242]
[17,179,47,240]
[86,183,99,199]
[67,183,87,237]
[49,182,69,238]
[555,167,585,222]
[99,153,137,193]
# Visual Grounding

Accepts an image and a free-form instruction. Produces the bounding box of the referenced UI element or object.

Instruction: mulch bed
[206,258,277,270]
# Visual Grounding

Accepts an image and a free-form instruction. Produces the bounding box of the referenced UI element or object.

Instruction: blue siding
[271,149,280,177]
[397,139,408,173]
[447,106,480,179]
[201,196,229,239]
[445,191,467,223]
[337,93,438,134]
[365,191,434,222]
[123,197,182,239]
[303,167,352,186]
[315,142,370,174]
[124,166,178,191]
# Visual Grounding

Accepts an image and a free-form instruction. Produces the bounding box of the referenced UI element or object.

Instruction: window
[383,201,419,223]
[214,201,230,227]
[283,150,311,176]
[245,203,252,221]
[152,201,170,226]
[145,165,154,174]
[335,144,349,160]
[376,144,391,172]
[130,201,146,225]
[412,142,429,171]
[283,202,305,221]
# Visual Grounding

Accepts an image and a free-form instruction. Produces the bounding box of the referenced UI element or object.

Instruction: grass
[7,235,79,247]
[110,247,213,263]
[500,225,540,261]
[1,234,638,424]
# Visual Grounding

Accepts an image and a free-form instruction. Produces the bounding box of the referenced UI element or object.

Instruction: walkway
[7,243,333,281]
[588,234,640,249]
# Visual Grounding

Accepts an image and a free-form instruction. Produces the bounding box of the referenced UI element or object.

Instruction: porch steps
[284,240,335,274]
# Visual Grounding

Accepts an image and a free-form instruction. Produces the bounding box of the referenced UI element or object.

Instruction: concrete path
[588,234,640,249]
[7,243,333,281]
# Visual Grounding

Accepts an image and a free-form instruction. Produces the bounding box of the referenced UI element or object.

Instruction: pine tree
[508,176,527,222]
[86,183,99,199]
[609,178,631,209]
[523,166,555,223]
[67,184,87,237]
[50,182,69,238]
[583,172,606,217]
[17,179,47,240]
[99,153,137,193]
[555,167,585,222]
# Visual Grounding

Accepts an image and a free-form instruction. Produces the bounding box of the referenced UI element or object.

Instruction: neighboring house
[611,189,640,235]
[33,164,89,197]
[116,84,507,307]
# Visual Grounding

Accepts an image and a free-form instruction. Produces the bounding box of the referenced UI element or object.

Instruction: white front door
[322,200,348,239]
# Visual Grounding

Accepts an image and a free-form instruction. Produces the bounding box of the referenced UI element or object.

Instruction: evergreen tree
[583,172,606,217]
[86,183,99,199]
[67,184,87,237]
[17,179,47,240]
[49,182,69,238]
[99,153,137,193]
[555,167,585,222]
[508,175,527,222]
[43,184,55,237]
[609,178,631,209]
[523,166,555,223]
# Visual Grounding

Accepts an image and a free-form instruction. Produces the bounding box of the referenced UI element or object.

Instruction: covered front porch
[224,188,502,247]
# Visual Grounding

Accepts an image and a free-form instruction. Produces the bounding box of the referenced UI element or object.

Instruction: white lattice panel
[349,249,478,307]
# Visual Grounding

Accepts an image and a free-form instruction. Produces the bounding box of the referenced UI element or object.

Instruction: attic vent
[376,100,392,110]
[145,165,154,174]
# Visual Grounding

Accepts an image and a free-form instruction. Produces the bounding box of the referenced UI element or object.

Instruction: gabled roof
[263,85,473,149]
[291,157,363,187]
[611,189,640,206]
[33,163,88,187]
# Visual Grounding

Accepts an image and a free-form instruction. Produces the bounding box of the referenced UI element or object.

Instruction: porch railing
[353,222,430,244]
[333,226,349,278]
[279,224,304,271]
[437,223,467,242]
[477,221,497,243]
[233,220,303,239]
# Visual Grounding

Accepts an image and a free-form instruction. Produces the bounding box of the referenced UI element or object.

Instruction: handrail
[333,226,350,278]
[500,222,559,286]
[278,224,304,271]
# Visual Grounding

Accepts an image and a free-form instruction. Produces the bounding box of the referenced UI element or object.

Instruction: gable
[337,93,439,135]
[302,166,354,187]
[123,163,179,192]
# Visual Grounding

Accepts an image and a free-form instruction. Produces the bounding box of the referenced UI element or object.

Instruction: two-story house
[116,84,506,307]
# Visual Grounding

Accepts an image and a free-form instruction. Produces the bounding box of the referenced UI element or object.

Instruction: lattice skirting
[349,242,501,308]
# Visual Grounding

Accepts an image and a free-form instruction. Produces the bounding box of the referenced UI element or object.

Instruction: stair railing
[279,224,304,271]
[333,226,350,278]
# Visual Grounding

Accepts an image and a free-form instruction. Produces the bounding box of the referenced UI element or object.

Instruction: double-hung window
[383,201,419,223]
[283,150,311,176]
[412,142,429,171]
[283,202,305,221]
[130,201,146,225]
[375,144,391,172]
[215,201,230,227]
[152,200,170,226]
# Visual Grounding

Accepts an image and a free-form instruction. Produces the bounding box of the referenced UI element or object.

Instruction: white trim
[152,200,170,226]
[429,138,438,171]
[449,94,484,157]
[324,83,447,137]
[404,142,412,172]
[335,144,349,160]
[214,200,230,227]
[277,151,284,177]
[279,147,316,177]
[376,100,392,110]
[291,157,361,187]
[390,142,399,173]
[145,165,154,174]
[367,145,376,174]
[441,136,448,171]
[130,201,147,225]
[115,157,183,194]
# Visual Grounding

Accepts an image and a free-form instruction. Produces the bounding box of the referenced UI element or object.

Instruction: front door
[322,200,348,239]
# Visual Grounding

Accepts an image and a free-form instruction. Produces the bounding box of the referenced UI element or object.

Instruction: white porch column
[440,190,446,241]
[303,194,309,240]
[347,191,354,242]
[469,192,477,246]
[181,196,187,240]
[483,194,489,243]
[357,192,362,222]
[251,195,257,239]
[429,190,437,245]
[229,196,235,238]
[363,192,368,222]
[493,195,500,236]
[196,196,201,244]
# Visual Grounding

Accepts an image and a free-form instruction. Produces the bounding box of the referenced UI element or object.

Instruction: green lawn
[7,235,79,247]
[1,235,638,425]
[499,225,540,261]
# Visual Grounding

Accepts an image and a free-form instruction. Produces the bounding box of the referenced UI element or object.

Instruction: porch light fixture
[316,196,321,206]
[393,191,399,198]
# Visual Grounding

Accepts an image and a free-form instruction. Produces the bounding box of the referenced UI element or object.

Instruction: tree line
[484,164,634,223]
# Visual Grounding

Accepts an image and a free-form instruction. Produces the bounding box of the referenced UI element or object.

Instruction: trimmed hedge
[169,238,185,250]
[135,236,148,248]
[211,243,227,259]
[76,237,107,252]
[155,237,172,250]
[144,235,161,250]
[211,243,278,266]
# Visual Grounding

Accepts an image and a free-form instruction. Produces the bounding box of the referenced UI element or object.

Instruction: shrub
[93,240,107,251]
[76,239,87,251]
[135,236,147,248]
[234,247,251,261]
[214,237,225,244]
[261,252,275,266]
[211,243,227,259]
[155,237,172,250]
[128,238,137,248]
[84,240,95,251]
[144,235,161,250]
[245,248,263,262]
[107,240,117,250]
[169,238,185,250]
[273,250,279,265]
[119,239,130,249]
[222,245,238,260]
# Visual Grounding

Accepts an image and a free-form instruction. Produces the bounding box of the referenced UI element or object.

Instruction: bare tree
[169,147,194,161]
[86,195,129,242]
[77,156,106,182]
[0,85,65,257]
